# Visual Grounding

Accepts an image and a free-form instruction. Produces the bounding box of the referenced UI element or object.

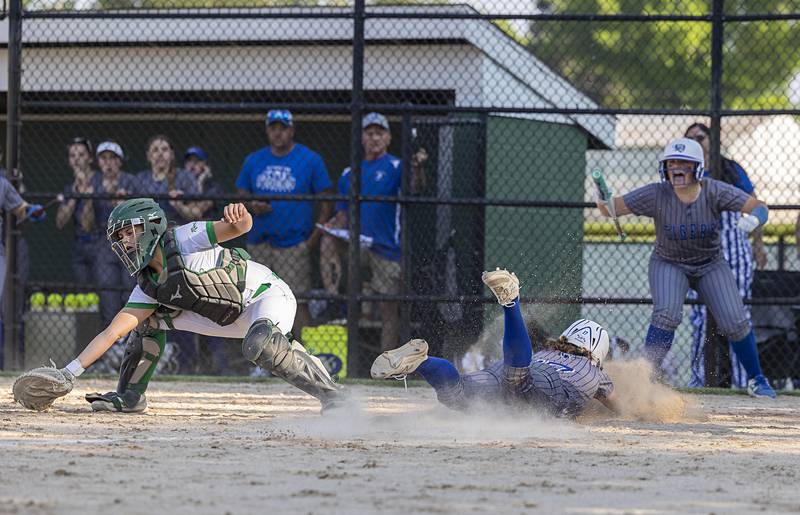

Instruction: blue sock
[416,357,461,389]
[729,329,763,379]
[502,299,532,368]
[644,324,675,366]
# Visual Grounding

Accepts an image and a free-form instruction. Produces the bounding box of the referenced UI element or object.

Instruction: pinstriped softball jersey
[622,179,749,264]
[532,350,614,401]
[623,178,753,340]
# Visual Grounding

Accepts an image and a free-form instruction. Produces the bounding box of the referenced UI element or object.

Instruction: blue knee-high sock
[416,357,461,389]
[729,329,763,379]
[502,299,532,368]
[644,324,675,366]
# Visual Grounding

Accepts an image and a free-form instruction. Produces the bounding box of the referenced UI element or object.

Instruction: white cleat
[371,339,429,379]
[481,268,520,307]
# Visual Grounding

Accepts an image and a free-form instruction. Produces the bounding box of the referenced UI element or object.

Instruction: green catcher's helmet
[107,198,167,275]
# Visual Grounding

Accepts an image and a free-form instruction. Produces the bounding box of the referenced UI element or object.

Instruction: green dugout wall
[484,116,586,334]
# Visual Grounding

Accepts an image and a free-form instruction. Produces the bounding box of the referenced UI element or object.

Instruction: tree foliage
[528,0,800,109]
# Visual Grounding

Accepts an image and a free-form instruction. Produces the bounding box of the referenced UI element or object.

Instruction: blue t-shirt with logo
[236,143,331,248]
[336,153,402,262]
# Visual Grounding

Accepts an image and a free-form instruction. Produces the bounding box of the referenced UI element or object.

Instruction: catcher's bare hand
[12,364,75,411]
[222,202,248,224]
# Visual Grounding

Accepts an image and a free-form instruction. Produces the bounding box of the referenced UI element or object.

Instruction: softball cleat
[482,268,520,307]
[747,375,777,399]
[371,339,429,380]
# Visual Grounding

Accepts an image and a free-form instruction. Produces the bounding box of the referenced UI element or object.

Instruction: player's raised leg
[481,268,530,368]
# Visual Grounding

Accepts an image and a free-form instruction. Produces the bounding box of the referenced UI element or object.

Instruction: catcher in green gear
[12,198,346,414]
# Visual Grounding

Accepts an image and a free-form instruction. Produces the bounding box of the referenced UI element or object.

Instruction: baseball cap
[362,112,389,131]
[267,109,293,126]
[184,146,209,162]
[96,140,124,159]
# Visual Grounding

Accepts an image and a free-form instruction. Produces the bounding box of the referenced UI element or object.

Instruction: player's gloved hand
[26,204,46,222]
[737,213,760,233]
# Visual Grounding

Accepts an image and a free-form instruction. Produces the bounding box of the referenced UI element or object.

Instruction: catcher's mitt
[12,362,75,411]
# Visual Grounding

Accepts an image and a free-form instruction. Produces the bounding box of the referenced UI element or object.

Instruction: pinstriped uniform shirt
[531,350,614,403]
[622,179,749,265]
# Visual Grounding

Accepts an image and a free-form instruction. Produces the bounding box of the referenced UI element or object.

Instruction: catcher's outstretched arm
[70,307,155,373]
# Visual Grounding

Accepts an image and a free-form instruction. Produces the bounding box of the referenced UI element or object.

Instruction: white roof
[0,5,614,146]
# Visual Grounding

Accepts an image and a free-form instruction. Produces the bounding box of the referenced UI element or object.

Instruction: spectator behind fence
[684,122,767,389]
[132,134,204,225]
[56,137,102,286]
[236,109,333,346]
[88,140,137,327]
[133,135,203,373]
[0,166,45,306]
[0,165,45,369]
[325,112,427,352]
[184,146,234,375]
[184,146,223,221]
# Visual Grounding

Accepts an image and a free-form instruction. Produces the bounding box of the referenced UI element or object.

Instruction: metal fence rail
[3,0,800,389]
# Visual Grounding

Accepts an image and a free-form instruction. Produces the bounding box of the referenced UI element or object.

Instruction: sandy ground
[1,365,799,515]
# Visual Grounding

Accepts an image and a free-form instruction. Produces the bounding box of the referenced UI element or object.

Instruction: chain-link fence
[2,1,800,389]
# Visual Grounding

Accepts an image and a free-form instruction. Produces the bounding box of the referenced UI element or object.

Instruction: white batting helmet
[658,137,705,181]
[560,319,610,367]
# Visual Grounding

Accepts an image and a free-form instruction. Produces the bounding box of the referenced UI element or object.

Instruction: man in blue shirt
[236,110,333,344]
[325,112,427,351]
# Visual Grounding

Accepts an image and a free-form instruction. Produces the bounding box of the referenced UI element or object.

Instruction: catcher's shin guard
[242,318,343,407]
[86,319,165,412]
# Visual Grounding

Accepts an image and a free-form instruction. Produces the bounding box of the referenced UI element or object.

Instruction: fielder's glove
[12,362,75,411]
[737,213,760,233]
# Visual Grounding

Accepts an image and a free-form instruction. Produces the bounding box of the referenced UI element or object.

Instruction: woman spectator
[132,135,204,225]
[89,140,138,327]
[56,137,101,285]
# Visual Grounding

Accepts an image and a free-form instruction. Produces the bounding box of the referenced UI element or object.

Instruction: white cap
[96,141,124,159]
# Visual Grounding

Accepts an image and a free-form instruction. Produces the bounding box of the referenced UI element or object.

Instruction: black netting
[2,2,799,391]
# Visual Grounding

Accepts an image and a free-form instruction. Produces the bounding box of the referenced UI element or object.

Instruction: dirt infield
[1,372,798,514]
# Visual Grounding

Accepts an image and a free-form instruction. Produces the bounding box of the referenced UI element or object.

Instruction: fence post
[702,0,727,387]
[399,108,413,346]
[3,0,23,371]
[347,0,365,376]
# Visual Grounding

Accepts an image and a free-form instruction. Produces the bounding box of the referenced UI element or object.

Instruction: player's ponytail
[543,336,595,363]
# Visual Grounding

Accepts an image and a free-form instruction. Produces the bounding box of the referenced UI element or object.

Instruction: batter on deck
[596,137,775,398]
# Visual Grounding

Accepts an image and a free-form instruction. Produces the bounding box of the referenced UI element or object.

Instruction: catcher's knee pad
[241,318,289,366]
[242,318,341,402]
[117,319,165,396]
